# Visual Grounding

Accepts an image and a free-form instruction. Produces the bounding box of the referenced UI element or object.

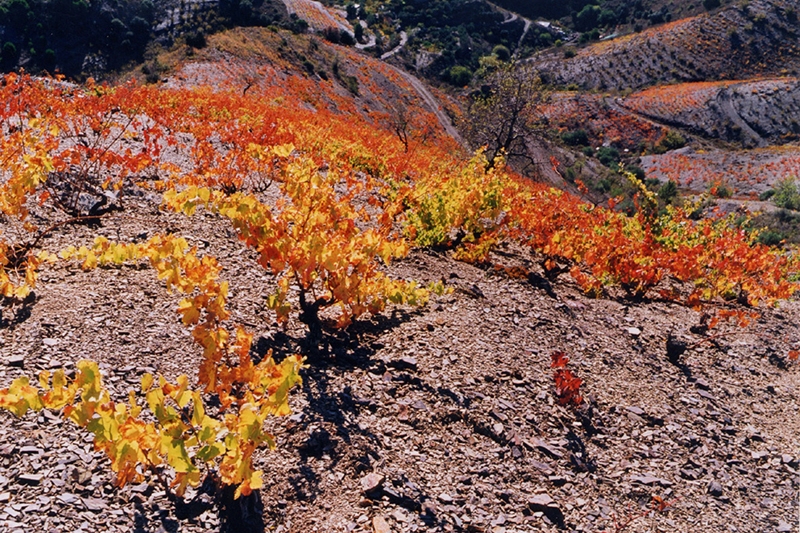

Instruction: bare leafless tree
[462,62,549,171]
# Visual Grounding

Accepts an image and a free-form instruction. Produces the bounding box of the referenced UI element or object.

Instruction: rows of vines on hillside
[0,72,798,527]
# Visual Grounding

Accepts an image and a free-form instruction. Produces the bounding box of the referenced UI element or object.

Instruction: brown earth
[1,179,799,533]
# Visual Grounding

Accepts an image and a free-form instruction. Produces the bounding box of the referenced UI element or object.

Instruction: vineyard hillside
[0,12,799,533]
[530,0,800,92]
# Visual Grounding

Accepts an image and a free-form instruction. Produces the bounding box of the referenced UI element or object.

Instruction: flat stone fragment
[626,406,646,416]
[57,493,79,505]
[7,355,24,368]
[527,437,565,459]
[129,482,149,493]
[529,494,555,509]
[530,460,554,475]
[697,389,715,400]
[630,474,671,486]
[388,357,417,370]
[372,515,391,533]
[19,446,42,455]
[708,481,724,497]
[360,473,384,494]
[528,494,565,526]
[18,473,43,485]
[82,497,107,512]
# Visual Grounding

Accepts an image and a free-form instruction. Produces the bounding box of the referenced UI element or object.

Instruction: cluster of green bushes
[491,0,679,45]
[761,177,800,211]
[557,125,684,215]
[341,0,530,87]
[0,0,294,78]
[0,0,155,75]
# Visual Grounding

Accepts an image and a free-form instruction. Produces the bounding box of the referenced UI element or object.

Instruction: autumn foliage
[6,233,303,499]
[0,68,799,511]
[551,352,583,408]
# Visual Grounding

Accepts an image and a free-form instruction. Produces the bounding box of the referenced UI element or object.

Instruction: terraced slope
[531,0,800,91]
[620,78,800,148]
[637,145,800,197]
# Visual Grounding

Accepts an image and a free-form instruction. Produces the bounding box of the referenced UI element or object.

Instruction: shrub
[658,180,679,205]
[322,27,353,45]
[492,45,511,62]
[757,229,785,246]
[655,130,686,153]
[579,29,601,43]
[561,129,589,146]
[185,32,207,49]
[759,189,775,201]
[710,180,732,198]
[41,48,56,72]
[448,65,473,87]
[630,166,647,181]
[339,30,356,46]
[597,146,620,167]
[773,177,800,211]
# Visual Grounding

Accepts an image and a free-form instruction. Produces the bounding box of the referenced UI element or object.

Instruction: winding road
[484,1,533,56]
[380,31,408,60]
[279,0,463,146]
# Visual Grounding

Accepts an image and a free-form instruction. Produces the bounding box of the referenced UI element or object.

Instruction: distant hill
[530,0,800,91]
[0,0,292,79]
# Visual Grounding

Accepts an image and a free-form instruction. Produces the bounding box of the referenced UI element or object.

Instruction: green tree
[574,4,601,32]
[561,129,588,146]
[1,42,18,70]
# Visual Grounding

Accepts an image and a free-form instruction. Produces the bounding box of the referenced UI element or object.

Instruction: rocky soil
[1,181,799,533]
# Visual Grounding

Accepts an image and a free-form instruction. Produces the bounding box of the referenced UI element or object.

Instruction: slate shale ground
[0,186,799,533]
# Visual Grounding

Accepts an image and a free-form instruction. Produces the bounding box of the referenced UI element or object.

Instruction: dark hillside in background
[0,0,292,78]
[0,0,157,76]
